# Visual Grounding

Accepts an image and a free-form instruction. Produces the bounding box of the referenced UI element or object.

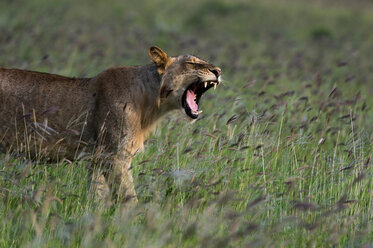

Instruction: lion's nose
[209,68,221,77]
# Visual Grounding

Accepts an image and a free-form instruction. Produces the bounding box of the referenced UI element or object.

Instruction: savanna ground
[1,0,373,247]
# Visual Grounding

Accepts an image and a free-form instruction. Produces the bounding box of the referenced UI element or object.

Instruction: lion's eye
[186,61,203,65]
[185,62,206,69]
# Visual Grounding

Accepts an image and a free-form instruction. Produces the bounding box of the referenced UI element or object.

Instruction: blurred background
[1,0,373,88]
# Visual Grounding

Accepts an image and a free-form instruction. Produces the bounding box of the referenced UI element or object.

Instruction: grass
[1,0,373,247]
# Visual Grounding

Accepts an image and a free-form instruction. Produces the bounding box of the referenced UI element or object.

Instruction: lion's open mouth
[182,80,219,119]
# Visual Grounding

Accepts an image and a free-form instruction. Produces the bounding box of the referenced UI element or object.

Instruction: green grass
[1,0,373,247]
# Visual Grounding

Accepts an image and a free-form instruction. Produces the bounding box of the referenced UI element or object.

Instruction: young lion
[0,46,221,204]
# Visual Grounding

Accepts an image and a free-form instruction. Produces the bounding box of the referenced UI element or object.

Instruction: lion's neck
[137,64,167,135]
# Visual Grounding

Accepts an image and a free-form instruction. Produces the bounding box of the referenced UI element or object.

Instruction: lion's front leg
[87,166,111,206]
[107,153,138,205]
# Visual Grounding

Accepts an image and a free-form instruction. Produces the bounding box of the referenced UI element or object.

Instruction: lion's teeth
[197,110,203,114]
[204,82,207,88]
[213,83,217,90]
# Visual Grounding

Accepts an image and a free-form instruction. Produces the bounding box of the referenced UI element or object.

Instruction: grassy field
[1,0,373,247]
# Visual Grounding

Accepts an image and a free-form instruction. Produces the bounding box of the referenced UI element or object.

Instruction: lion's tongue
[186,90,198,112]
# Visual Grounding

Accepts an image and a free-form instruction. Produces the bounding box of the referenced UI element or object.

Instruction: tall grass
[1,0,373,247]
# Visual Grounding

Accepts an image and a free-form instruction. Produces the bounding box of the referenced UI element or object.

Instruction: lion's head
[149,46,221,119]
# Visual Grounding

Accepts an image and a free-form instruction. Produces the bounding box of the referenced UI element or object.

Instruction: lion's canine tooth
[197,110,203,114]
[204,82,207,88]
[213,83,217,90]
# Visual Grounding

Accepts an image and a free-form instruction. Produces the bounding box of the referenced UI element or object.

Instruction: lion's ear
[149,46,168,72]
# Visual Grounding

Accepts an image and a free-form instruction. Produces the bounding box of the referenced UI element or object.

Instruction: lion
[0,46,221,204]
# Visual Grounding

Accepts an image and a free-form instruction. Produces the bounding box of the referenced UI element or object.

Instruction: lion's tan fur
[0,46,221,204]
